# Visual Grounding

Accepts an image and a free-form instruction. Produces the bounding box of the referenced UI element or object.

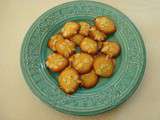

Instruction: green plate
[20,1,146,116]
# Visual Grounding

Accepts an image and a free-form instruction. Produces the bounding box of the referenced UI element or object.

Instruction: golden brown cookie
[79,22,90,36]
[58,67,80,94]
[70,53,93,74]
[48,34,64,51]
[93,55,115,77]
[70,34,84,46]
[61,21,80,38]
[101,41,121,58]
[55,39,76,58]
[45,53,68,72]
[95,16,116,34]
[80,37,98,54]
[89,26,106,41]
[80,70,98,89]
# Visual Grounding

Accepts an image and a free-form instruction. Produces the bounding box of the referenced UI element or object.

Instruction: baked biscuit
[93,55,115,77]
[101,41,121,58]
[89,26,106,41]
[61,21,80,38]
[70,34,84,46]
[79,22,90,36]
[48,34,64,51]
[70,53,93,74]
[80,70,98,88]
[55,39,76,58]
[80,37,98,54]
[45,53,68,72]
[95,16,116,34]
[58,67,80,94]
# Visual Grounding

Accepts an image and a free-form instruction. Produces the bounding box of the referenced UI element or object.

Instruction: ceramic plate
[20,1,146,116]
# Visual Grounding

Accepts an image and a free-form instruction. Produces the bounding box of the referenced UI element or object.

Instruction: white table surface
[0,0,160,120]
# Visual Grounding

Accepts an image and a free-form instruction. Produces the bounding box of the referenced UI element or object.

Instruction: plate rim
[20,0,146,116]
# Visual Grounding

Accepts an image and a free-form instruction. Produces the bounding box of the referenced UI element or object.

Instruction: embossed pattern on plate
[20,1,146,116]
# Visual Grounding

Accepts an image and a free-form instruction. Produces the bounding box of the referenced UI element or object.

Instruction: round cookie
[80,37,98,54]
[89,26,106,41]
[55,39,76,58]
[48,34,64,51]
[80,70,98,89]
[70,53,93,74]
[95,16,116,34]
[61,21,80,38]
[79,22,90,36]
[70,34,84,46]
[45,53,68,72]
[58,67,80,94]
[93,55,115,77]
[101,41,121,58]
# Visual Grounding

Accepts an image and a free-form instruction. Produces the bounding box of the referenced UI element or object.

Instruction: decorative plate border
[20,1,146,116]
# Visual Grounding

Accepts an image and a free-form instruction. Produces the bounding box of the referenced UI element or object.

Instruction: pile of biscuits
[45,16,121,94]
